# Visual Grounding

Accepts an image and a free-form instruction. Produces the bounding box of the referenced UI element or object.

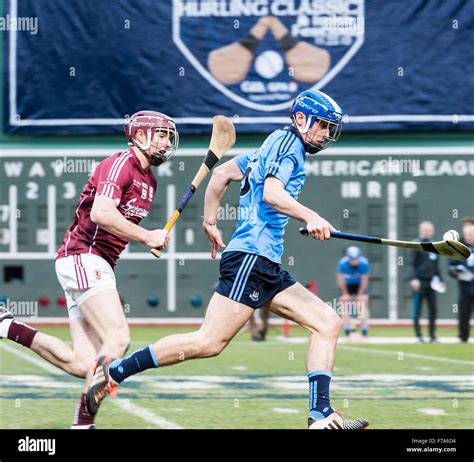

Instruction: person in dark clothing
[448,219,474,343]
[410,221,446,343]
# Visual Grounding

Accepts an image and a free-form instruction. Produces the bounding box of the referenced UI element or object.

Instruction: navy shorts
[215,251,296,309]
[346,283,360,295]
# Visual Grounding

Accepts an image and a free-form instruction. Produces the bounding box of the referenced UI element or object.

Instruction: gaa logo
[173,0,365,111]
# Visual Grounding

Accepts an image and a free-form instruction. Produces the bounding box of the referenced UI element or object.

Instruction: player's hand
[145,229,170,249]
[410,279,421,292]
[306,215,338,240]
[203,222,226,259]
[340,293,352,302]
[355,294,368,303]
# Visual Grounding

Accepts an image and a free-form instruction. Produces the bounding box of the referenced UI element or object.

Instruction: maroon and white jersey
[57,148,157,268]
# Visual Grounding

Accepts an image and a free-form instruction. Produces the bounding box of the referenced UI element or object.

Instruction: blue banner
[2,0,474,134]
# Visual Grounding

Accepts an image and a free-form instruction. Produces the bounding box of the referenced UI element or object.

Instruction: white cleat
[0,307,14,339]
[308,410,369,430]
[70,424,96,430]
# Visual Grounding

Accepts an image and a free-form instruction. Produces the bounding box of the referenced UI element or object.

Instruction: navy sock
[344,328,351,337]
[308,370,334,420]
[109,345,158,383]
[361,326,368,336]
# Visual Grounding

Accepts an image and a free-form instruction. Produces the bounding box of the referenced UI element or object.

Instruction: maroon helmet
[125,111,179,166]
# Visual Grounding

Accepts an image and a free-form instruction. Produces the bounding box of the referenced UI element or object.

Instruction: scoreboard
[1,145,473,319]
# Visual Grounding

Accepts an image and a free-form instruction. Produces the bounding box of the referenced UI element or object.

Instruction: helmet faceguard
[290,90,343,155]
[125,111,179,166]
[296,115,342,154]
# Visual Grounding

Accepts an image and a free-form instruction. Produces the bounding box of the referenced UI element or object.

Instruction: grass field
[0,326,472,429]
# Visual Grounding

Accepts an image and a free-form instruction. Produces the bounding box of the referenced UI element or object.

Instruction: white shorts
[55,254,116,320]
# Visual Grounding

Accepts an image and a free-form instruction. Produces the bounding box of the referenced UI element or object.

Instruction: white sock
[0,318,13,338]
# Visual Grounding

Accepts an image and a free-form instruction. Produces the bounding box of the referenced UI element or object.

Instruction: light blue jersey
[337,256,371,285]
[224,127,306,264]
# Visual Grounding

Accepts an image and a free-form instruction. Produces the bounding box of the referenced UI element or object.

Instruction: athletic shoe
[70,424,96,430]
[308,410,369,429]
[251,331,263,341]
[0,307,14,339]
[85,356,118,415]
[251,328,267,342]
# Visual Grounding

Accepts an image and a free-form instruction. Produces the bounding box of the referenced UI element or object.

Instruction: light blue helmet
[346,246,362,259]
[290,90,344,154]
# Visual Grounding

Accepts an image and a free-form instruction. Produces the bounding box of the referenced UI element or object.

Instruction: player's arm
[357,274,369,295]
[90,195,168,249]
[204,158,243,224]
[263,176,338,240]
[337,273,349,296]
[203,158,243,258]
[448,259,462,279]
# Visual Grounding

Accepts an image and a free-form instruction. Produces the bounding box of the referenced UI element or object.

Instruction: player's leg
[26,253,127,376]
[77,286,132,416]
[60,253,132,427]
[340,285,357,336]
[268,282,368,429]
[248,311,260,341]
[0,301,103,429]
[148,293,252,366]
[249,307,270,341]
[412,288,424,341]
[86,292,254,415]
[359,294,370,336]
[11,254,125,377]
[463,295,474,341]
[426,289,438,342]
[77,287,130,360]
[68,315,102,429]
[270,282,341,372]
[0,307,98,378]
[259,306,270,340]
[458,294,472,342]
[339,295,352,336]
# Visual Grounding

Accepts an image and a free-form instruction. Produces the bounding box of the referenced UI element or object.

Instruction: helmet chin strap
[306,143,322,155]
[293,117,322,155]
[131,126,170,167]
[131,140,166,167]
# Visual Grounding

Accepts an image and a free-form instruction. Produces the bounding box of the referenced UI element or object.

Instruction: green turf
[0,326,472,429]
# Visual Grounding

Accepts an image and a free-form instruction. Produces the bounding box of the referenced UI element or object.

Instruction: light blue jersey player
[86,90,369,430]
[337,246,371,337]
[225,127,306,264]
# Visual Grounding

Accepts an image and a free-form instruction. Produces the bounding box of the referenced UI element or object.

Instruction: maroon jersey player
[0,111,178,429]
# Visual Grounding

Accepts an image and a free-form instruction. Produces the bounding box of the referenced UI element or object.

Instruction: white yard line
[338,345,474,366]
[275,336,474,345]
[417,408,448,416]
[0,343,183,429]
[273,408,300,414]
[112,399,182,429]
[0,342,61,375]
